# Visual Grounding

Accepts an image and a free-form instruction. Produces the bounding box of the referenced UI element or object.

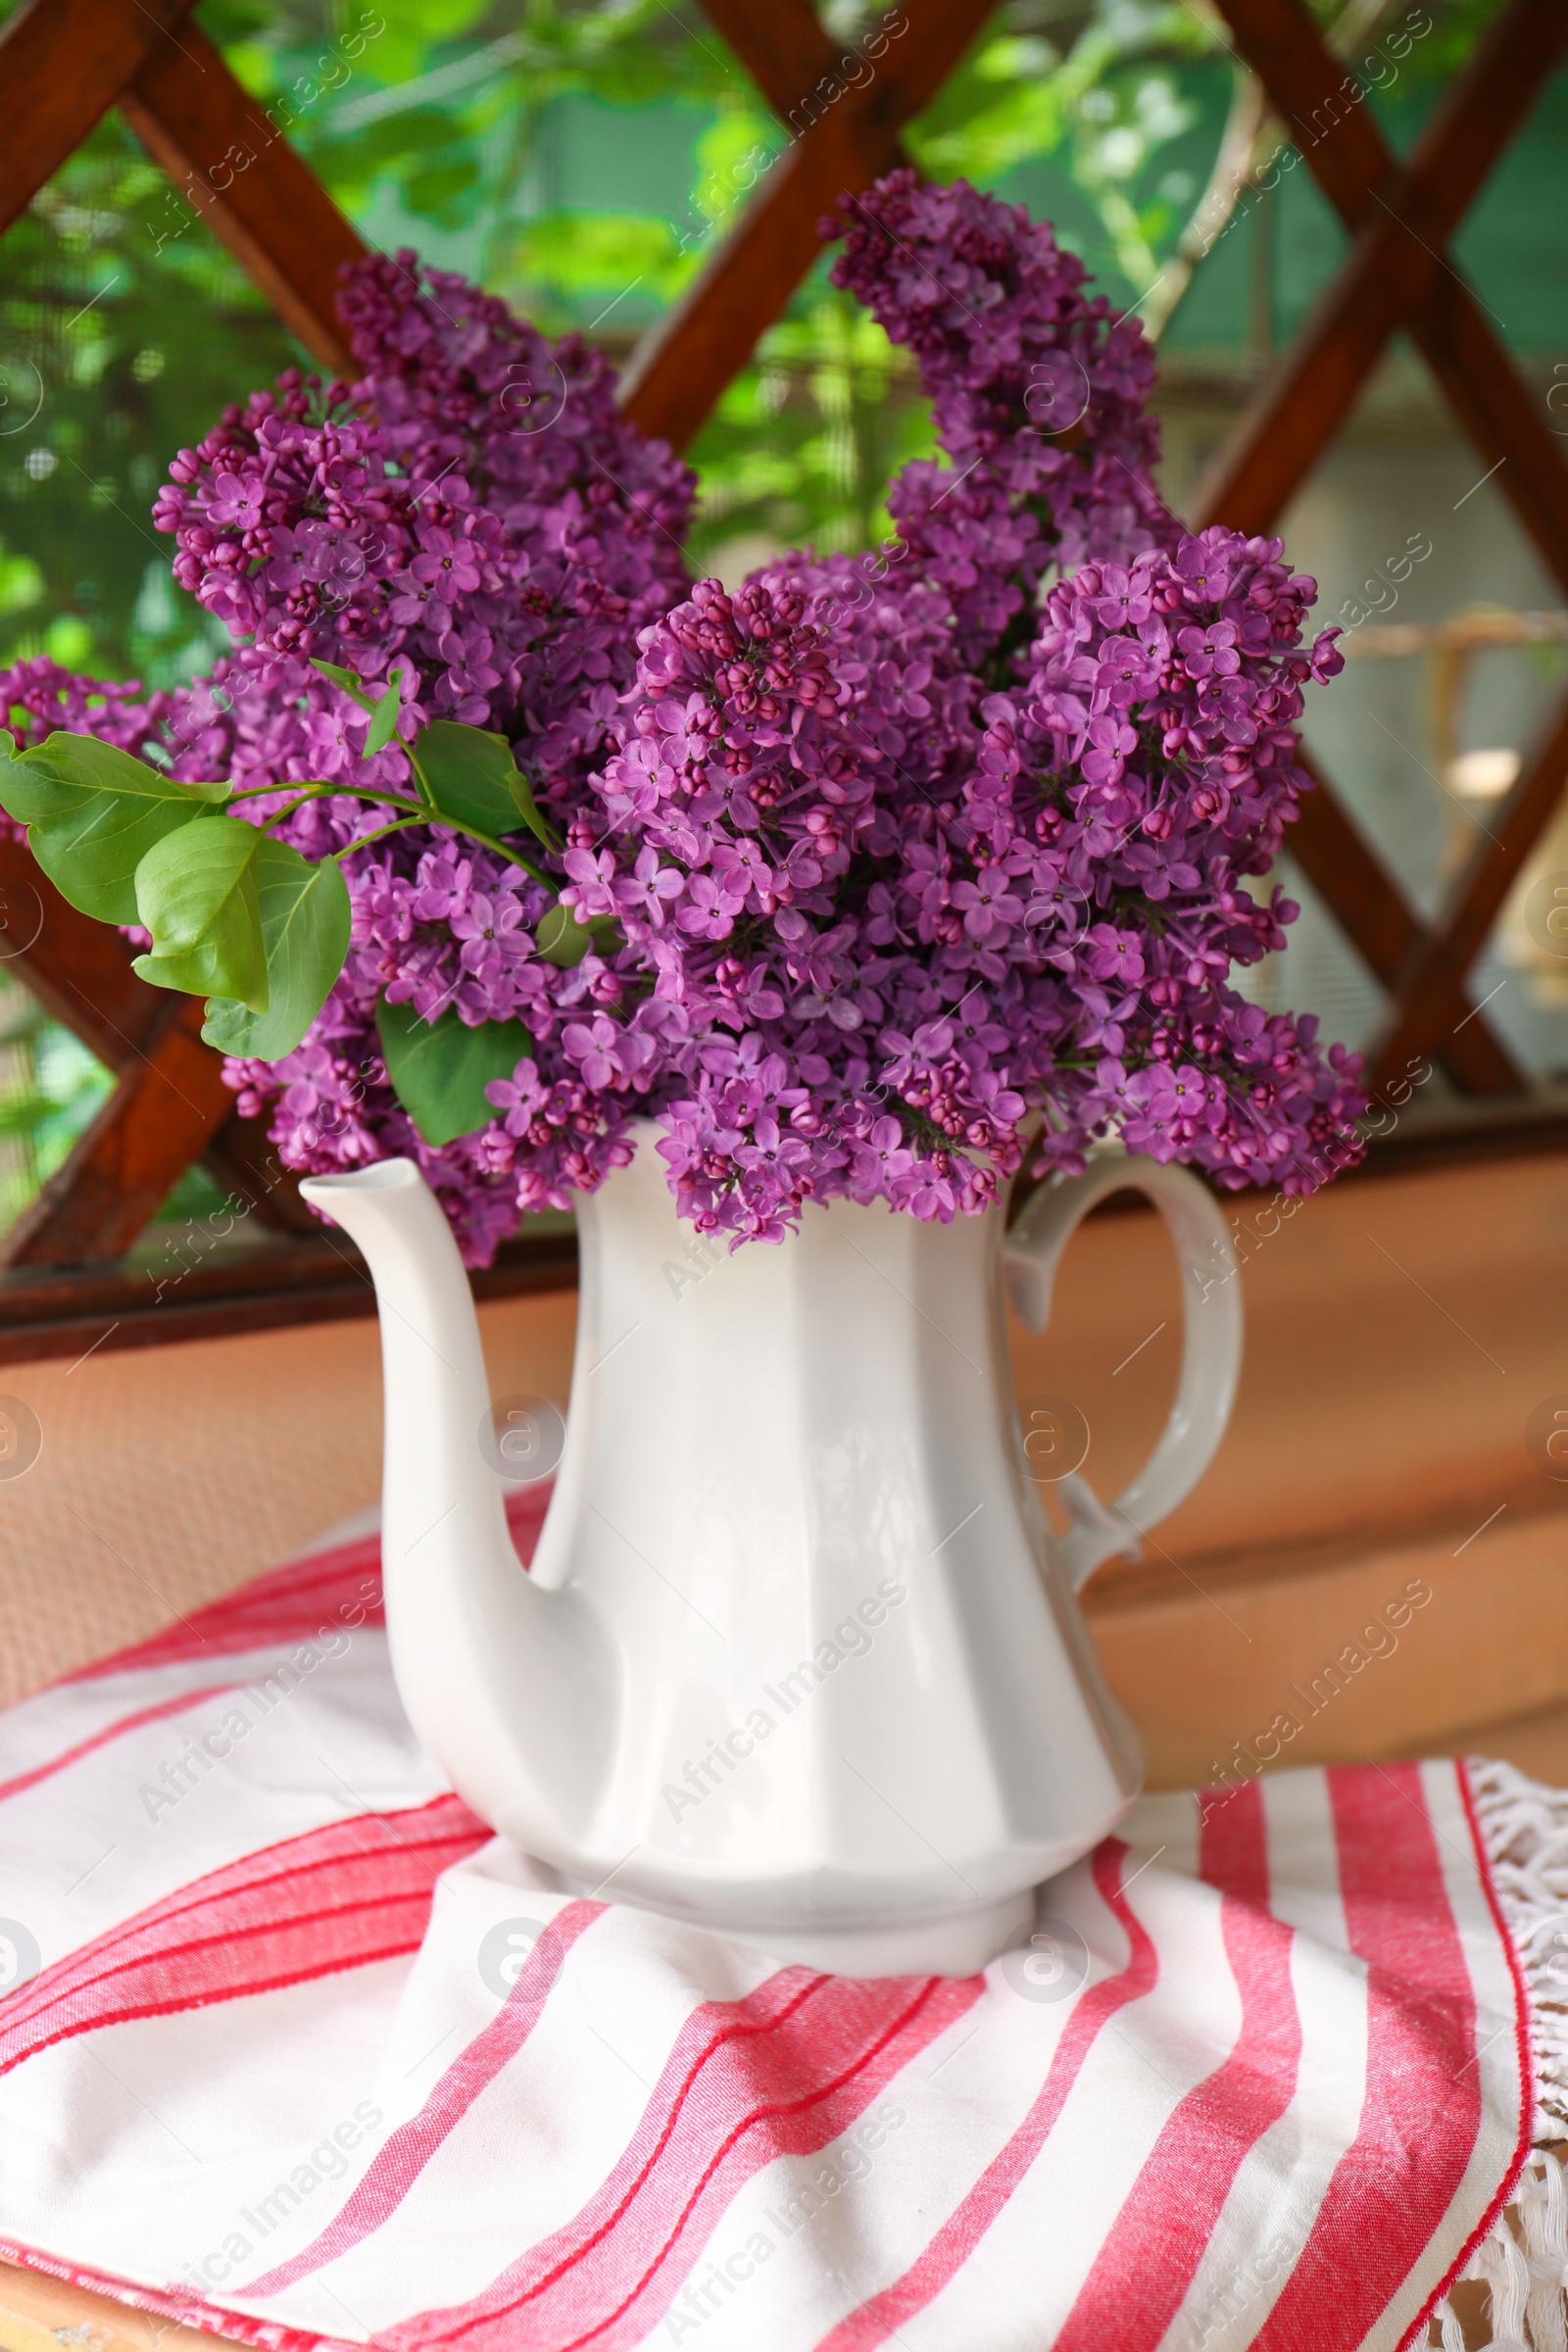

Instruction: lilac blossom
[564,531,1361,1242]
[0,180,1365,1260]
[826,169,1181,682]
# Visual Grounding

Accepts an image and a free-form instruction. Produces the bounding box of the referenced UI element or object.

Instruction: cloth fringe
[1426,1759,1568,2349]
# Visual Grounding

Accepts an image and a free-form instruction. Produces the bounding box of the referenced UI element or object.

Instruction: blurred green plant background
[4,0,1499,687]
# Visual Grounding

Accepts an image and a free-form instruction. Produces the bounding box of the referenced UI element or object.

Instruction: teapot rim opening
[299,1157,420,1199]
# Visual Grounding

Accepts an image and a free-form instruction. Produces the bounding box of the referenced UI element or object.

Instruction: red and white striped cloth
[0,1496,1564,2352]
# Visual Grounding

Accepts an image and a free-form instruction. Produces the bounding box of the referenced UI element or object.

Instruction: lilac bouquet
[0,170,1363,1260]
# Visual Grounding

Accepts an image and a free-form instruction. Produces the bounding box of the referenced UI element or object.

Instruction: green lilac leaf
[536,903,622,966]
[365,679,404,757]
[132,814,268,1012]
[506,762,563,852]
[415,721,524,836]
[535,904,591,966]
[413,720,562,852]
[375,995,533,1146]
[201,839,352,1060]
[133,939,243,1000]
[310,658,377,716]
[0,731,227,924]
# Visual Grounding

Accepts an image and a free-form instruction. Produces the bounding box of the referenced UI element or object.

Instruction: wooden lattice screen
[0,0,1565,1360]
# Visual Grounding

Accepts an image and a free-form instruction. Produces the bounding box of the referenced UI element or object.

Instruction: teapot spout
[299,1159,612,1859]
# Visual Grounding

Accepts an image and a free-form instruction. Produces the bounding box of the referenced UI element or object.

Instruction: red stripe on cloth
[503,1482,553,1555]
[385,1966,980,2352]
[0,1792,487,2078]
[67,1545,386,1681]
[812,1838,1159,2352]
[1396,1762,1537,2352]
[0,1682,241,1805]
[66,1488,552,1682]
[1250,1762,1483,2351]
[1052,1781,1302,2352]
[243,1897,608,2295]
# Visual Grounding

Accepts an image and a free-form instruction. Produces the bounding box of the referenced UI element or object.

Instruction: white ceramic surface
[302,1134,1240,1976]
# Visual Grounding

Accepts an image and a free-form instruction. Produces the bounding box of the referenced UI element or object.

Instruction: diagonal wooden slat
[620,0,997,450]
[696,0,846,119]
[0,835,161,1066]
[0,0,197,233]
[623,118,901,452]
[1407,277,1568,601]
[1202,0,1568,599]
[1287,752,1523,1095]
[118,22,366,373]
[1195,0,1568,546]
[0,0,364,373]
[1370,699,1568,1088]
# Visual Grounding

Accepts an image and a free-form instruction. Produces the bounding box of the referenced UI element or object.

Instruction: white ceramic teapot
[303,1132,1240,1977]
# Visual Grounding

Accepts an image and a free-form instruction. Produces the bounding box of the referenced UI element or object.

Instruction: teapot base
[723,1889,1037,1979]
[565,1886,1039,1980]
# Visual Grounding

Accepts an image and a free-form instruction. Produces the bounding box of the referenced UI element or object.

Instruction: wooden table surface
[0,2258,241,2352]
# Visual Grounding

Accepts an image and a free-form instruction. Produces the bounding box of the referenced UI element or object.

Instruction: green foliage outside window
[0,977,113,1229]
[0,0,1494,676]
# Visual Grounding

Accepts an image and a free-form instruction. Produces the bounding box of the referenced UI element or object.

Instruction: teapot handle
[1003,1154,1243,1592]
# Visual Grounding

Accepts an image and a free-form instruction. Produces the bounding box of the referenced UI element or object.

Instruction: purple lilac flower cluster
[0,176,1365,1258]
[559,521,1358,1241]
[827,168,1179,682]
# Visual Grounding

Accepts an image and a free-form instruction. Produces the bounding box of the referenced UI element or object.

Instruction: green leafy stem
[0,662,621,1148]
